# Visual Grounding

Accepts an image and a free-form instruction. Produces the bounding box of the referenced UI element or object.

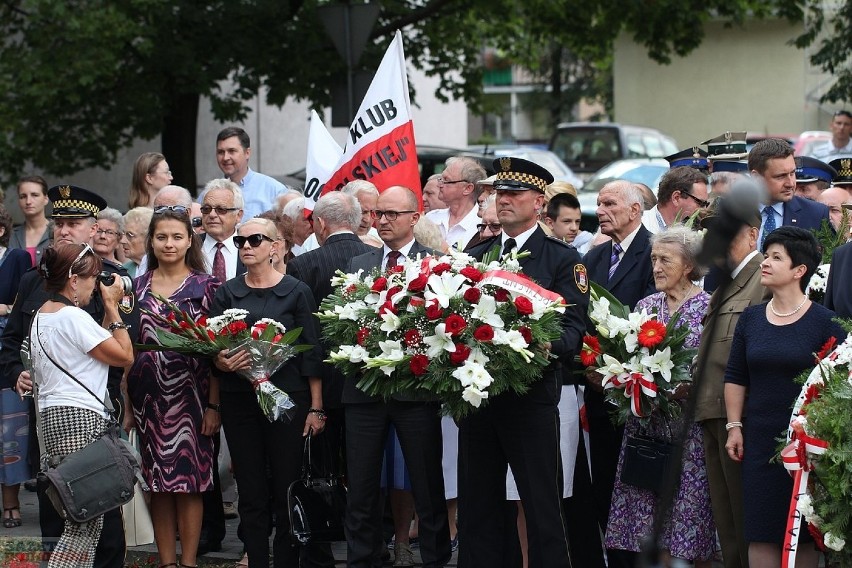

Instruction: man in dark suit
[749,138,831,252]
[824,240,852,317]
[580,180,656,568]
[694,208,769,568]
[343,185,451,568]
[458,158,588,567]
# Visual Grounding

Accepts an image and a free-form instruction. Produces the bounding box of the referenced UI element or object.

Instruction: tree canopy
[0,0,806,190]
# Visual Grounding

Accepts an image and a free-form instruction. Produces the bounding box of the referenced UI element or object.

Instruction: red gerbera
[473,324,494,341]
[637,320,666,349]
[580,335,601,367]
[816,336,837,362]
[449,343,471,365]
[409,354,429,376]
[445,314,467,337]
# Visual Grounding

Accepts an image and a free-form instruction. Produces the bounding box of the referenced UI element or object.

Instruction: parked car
[468,145,584,188]
[549,122,677,180]
[794,130,832,158]
[576,158,670,232]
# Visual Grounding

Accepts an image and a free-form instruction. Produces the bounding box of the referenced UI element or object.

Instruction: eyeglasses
[374,210,417,221]
[152,169,172,177]
[680,191,710,209]
[154,205,189,215]
[233,233,274,248]
[68,243,95,279]
[96,228,122,238]
[438,178,467,185]
[477,223,502,233]
[200,205,239,216]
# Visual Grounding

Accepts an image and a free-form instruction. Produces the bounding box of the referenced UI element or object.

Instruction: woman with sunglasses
[210,217,326,568]
[126,208,221,568]
[24,243,133,567]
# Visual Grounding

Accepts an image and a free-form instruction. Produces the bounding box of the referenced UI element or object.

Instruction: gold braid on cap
[838,159,852,178]
[494,171,549,192]
[52,199,101,216]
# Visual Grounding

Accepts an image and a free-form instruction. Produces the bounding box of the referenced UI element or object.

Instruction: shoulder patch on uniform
[574,264,588,294]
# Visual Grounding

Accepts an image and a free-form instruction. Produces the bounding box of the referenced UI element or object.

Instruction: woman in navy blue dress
[725,226,846,568]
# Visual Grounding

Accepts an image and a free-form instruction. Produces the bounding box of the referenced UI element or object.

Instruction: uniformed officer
[0,184,138,568]
[458,158,589,567]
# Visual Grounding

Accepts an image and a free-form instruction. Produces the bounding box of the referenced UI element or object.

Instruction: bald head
[818,186,851,231]
[153,185,193,208]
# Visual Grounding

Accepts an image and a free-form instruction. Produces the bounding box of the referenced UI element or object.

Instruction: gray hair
[97,207,125,232]
[281,196,305,221]
[414,216,448,252]
[710,171,743,190]
[651,224,707,280]
[341,180,379,199]
[483,193,497,209]
[313,191,362,232]
[124,207,154,232]
[602,180,644,209]
[446,156,487,184]
[203,178,244,209]
[154,185,193,208]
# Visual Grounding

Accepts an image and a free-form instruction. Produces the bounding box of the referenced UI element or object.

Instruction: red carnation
[463,287,482,303]
[460,266,483,283]
[445,314,467,336]
[371,277,388,292]
[637,320,667,349]
[432,263,452,275]
[410,354,429,376]
[514,296,534,315]
[425,302,444,320]
[251,322,268,339]
[272,334,283,343]
[518,326,532,345]
[473,324,494,342]
[404,329,423,347]
[816,336,837,362]
[408,275,428,293]
[226,320,247,335]
[450,343,471,365]
[580,335,601,367]
[357,327,370,346]
[495,288,510,302]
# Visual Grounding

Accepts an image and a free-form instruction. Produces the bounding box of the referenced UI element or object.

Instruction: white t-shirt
[32,307,112,416]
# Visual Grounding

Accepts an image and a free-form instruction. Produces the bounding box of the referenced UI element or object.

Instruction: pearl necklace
[769,294,808,317]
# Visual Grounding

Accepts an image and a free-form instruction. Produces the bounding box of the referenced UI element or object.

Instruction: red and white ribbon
[780,433,829,567]
[605,372,657,417]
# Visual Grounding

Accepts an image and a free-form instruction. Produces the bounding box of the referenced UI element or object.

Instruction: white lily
[469,346,490,366]
[452,362,494,390]
[337,300,367,321]
[331,269,365,288]
[328,345,368,364]
[379,311,401,334]
[470,295,504,328]
[589,296,611,324]
[461,385,489,408]
[423,323,457,358]
[492,329,534,362]
[640,346,675,382]
[624,330,639,354]
[425,272,468,308]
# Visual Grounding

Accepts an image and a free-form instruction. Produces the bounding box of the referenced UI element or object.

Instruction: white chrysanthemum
[824,532,845,551]
[254,318,286,334]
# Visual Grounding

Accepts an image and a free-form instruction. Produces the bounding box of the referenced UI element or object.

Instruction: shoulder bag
[287,430,347,544]
[33,313,142,523]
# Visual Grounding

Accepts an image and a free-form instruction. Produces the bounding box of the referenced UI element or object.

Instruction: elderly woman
[93,208,125,265]
[10,175,51,266]
[129,152,173,209]
[121,207,154,278]
[23,243,133,567]
[605,225,717,567]
[725,226,846,568]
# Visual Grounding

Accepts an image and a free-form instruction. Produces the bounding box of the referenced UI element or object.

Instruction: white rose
[824,532,845,551]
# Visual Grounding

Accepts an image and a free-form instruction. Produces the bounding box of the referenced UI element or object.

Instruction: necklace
[668,283,696,313]
[769,294,808,317]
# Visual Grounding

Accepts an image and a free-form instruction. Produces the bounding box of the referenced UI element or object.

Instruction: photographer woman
[21,243,133,567]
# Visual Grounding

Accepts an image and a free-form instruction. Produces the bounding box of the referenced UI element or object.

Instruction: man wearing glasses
[200,178,245,283]
[425,156,487,250]
[641,166,710,234]
[0,185,138,568]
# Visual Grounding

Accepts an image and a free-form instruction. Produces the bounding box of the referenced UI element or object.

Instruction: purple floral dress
[128,270,220,493]
[604,291,717,561]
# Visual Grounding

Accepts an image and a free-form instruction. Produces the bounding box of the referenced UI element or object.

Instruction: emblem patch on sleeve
[574,264,588,293]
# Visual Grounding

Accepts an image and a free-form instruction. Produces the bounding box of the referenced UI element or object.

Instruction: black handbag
[620,421,676,494]
[287,431,347,544]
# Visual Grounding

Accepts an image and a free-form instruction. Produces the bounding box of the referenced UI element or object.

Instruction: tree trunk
[162,92,200,196]
[549,43,564,131]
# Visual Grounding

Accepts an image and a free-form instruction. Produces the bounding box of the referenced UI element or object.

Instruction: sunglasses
[68,243,95,279]
[477,223,502,233]
[200,205,239,216]
[233,233,274,248]
[153,205,189,215]
[680,191,710,209]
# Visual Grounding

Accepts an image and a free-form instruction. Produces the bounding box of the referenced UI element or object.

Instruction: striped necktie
[608,242,623,281]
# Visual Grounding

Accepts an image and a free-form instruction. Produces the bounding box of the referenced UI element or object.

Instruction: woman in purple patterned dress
[126,207,221,568]
[604,225,717,566]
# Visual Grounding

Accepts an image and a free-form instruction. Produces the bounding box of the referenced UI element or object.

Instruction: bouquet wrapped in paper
[137,295,312,422]
[579,282,695,425]
[319,247,567,419]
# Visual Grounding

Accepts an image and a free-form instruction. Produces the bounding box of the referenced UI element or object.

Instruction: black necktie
[502,238,517,257]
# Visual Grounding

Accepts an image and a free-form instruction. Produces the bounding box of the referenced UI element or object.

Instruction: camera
[191,216,202,228]
[98,271,133,295]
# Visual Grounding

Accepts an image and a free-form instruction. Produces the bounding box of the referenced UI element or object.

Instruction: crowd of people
[0,115,852,568]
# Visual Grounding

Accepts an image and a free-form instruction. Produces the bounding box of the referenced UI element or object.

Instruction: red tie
[385,250,402,270]
[213,242,227,283]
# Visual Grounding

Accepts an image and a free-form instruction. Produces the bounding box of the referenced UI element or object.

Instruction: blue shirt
[234,168,287,220]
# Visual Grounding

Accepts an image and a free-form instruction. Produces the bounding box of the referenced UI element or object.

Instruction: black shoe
[196,537,222,556]
[23,479,37,492]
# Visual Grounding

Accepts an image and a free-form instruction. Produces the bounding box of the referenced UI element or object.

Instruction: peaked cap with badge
[703,131,749,161]
[828,158,852,186]
[795,156,837,184]
[492,157,554,193]
[48,184,107,219]
[665,147,709,171]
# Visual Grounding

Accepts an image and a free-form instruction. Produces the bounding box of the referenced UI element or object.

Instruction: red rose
[408,275,428,292]
[378,301,397,315]
[445,314,467,336]
[580,335,601,367]
[404,329,423,347]
[409,296,426,308]
[425,302,444,320]
[432,262,452,275]
[449,343,471,365]
[409,354,429,376]
[514,296,534,315]
[473,324,494,341]
[357,327,370,346]
[460,266,483,283]
[637,320,666,349]
[518,326,532,345]
[463,287,482,303]
[387,286,403,298]
[494,289,510,302]
[371,277,388,292]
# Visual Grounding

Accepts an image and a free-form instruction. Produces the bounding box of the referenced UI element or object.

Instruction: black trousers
[200,430,226,545]
[221,390,334,568]
[457,375,572,568]
[344,400,450,568]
